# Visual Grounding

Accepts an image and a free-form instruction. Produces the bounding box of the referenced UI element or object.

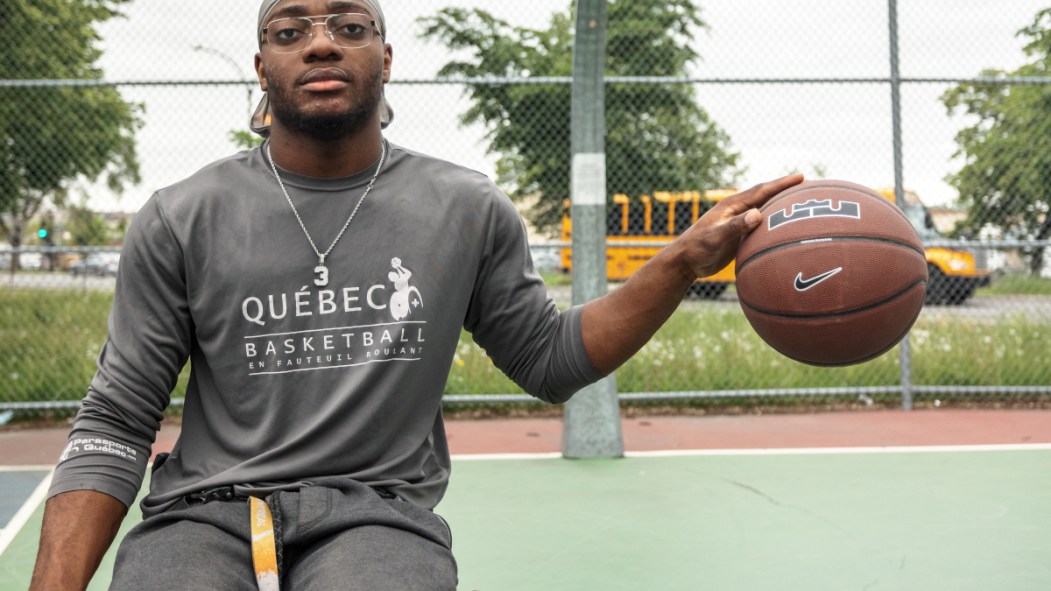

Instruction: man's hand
[579,174,803,375]
[673,174,804,281]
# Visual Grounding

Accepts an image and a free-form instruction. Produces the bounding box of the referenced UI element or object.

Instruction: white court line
[452,443,1051,461]
[0,469,53,558]
[452,452,562,461]
[0,444,1044,554]
[0,465,55,472]
[625,443,1051,457]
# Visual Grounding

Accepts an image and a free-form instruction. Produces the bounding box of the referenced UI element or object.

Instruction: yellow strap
[250,496,281,591]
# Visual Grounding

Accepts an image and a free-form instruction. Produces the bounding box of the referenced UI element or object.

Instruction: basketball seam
[739,278,927,320]
[791,301,925,367]
[736,236,926,274]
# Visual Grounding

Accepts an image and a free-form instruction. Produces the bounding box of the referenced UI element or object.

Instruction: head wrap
[250,0,393,136]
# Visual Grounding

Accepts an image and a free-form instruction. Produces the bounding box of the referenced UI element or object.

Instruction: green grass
[0,289,112,403]
[2,287,1049,416]
[539,270,573,287]
[617,308,903,391]
[907,315,1051,387]
[443,306,1051,395]
[0,289,191,408]
[445,331,522,395]
[980,272,1051,296]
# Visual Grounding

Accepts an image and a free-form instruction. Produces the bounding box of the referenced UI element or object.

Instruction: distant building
[927,206,967,235]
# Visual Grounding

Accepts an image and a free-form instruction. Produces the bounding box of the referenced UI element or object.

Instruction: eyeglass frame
[260,13,383,54]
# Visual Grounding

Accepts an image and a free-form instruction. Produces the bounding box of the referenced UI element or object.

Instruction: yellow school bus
[876,187,990,305]
[561,186,990,304]
[560,190,735,298]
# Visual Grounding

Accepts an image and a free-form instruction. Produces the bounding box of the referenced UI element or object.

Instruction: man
[30,0,802,589]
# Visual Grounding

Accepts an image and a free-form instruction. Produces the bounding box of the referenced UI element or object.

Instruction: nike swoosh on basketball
[794,267,843,291]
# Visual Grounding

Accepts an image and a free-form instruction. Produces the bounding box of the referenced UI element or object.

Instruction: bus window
[654,192,675,234]
[650,197,669,237]
[626,199,647,236]
[609,194,630,236]
[606,205,623,235]
[654,191,702,235]
[639,195,653,235]
[674,201,693,233]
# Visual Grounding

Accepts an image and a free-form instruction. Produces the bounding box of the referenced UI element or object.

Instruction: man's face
[254,0,392,139]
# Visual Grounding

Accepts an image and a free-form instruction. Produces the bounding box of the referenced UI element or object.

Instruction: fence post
[562,0,624,458]
[888,0,914,411]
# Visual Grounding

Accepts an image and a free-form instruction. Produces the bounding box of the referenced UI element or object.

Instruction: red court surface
[2,409,1050,464]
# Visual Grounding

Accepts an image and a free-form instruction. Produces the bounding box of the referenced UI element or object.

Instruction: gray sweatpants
[109,479,457,590]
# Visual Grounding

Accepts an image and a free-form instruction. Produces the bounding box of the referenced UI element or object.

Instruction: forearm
[30,490,128,591]
[580,241,695,374]
[578,174,805,375]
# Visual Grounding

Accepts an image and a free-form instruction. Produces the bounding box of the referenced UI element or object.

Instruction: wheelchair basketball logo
[388,257,423,321]
[59,440,80,462]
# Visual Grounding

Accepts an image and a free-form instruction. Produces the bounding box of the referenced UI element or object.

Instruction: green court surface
[2,448,1050,590]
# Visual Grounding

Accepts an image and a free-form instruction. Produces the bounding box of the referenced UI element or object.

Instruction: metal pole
[562,0,623,458]
[888,0,913,412]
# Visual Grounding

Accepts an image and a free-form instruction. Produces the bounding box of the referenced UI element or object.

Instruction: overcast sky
[87,0,1048,212]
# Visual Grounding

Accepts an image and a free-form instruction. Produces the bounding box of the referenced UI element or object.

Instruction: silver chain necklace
[265,142,387,287]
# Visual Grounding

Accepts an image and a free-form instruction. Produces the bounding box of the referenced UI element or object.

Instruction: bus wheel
[688,282,728,300]
[947,284,974,305]
[925,265,949,305]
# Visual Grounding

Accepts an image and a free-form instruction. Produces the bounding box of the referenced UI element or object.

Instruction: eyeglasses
[262,13,381,54]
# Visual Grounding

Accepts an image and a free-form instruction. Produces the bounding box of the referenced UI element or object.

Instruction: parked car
[529,246,562,273]
[18,252,44,271]
[70,253,120,276]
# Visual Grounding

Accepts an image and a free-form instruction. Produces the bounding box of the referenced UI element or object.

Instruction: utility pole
[887,0,913,412]
[562,0,623,459]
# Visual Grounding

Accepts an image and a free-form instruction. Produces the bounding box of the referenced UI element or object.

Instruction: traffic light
[37,225,54,246]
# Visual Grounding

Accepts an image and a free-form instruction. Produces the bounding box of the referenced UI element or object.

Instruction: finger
[705,208,763,247]
[730,208,763,237]
[686,207,766,279]
[731,174,805,212]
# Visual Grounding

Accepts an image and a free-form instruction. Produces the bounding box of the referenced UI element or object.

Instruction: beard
[265,67,383,140]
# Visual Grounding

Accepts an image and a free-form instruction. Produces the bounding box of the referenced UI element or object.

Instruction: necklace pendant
[267,144,387,291]
[314,264,330,287]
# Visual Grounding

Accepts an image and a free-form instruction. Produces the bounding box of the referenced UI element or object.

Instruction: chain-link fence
[2,1,1050,419]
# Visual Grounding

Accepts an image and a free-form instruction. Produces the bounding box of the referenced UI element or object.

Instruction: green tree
[942,8,1051,274]
[0,0,141,270]
[229,130,264,150]
[419,0,740,234]
[66,204,112,246]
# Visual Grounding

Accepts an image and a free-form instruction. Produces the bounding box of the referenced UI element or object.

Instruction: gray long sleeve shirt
[48,141,602,516]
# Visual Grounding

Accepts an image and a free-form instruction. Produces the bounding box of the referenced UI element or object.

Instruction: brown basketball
[735,180,927,366]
